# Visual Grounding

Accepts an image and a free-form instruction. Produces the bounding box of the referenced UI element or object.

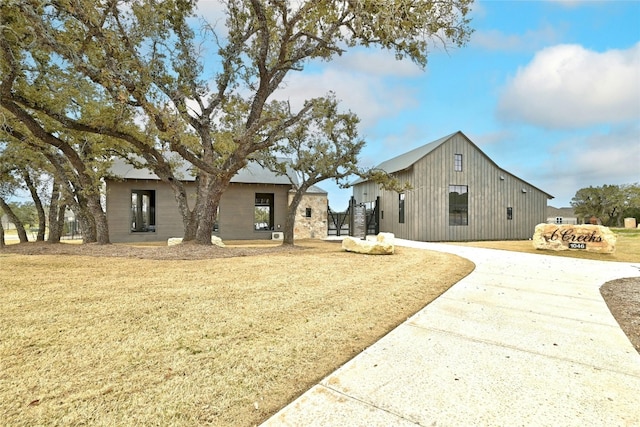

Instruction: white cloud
[521,125,640,206]
[570,126,640,182]
[471,25,561,52]
[195,0,226,22]
[545,0,585,8]
[272,66,419,129]
[497,43,640,129]
[471,129,517,147]
[333,50,424,77]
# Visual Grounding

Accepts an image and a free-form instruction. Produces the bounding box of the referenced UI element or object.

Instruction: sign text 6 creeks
[532,224,616,254]
[549,228,603,244]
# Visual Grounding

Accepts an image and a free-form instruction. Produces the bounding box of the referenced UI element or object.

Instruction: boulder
[211,236,225,247]
[167,237,183,246]
[532,223,615,254]
[366,232,395,244]
[343,233,394,255]
[167,236,226,247]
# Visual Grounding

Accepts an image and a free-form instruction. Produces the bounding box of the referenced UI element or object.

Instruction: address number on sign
[569,243,586,249]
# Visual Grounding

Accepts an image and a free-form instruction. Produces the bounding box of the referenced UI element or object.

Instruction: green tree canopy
[570,183,640,226]
[2,0,474,244]
[257,94,365,244]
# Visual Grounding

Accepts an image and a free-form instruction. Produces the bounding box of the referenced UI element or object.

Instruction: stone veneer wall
[289,192,328,240]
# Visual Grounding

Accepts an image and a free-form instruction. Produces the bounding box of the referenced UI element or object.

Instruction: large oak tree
[3,0,473,244]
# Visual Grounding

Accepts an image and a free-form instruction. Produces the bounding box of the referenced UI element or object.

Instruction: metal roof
[351,132,456,185]
[301,185,328,194]
[372,132,456,175]
[108,156,300,186]
[353,131,553,199]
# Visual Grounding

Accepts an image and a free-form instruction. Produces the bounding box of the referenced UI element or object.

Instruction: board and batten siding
[215,183,290,240]
[353,132,550,241]
[106,179,188,243]
[106,180,292,242]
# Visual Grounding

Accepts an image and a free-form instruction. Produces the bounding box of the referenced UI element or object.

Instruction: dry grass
[0,240,472,427]
[450,228,640,263]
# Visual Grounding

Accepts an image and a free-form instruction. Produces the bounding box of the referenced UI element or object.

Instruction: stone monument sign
[532,223,616,254]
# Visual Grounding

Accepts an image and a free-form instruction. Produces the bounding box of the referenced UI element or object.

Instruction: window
[454,154,463,172]
[507,207,513,220]
[555,217,563,224]
[254,193,274,231]
[398,193,405,223]
[305,208,312,218]
[131,190,156,232]
[449,185,468,226]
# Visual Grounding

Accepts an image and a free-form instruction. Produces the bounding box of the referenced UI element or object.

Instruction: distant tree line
[571,183,640,227]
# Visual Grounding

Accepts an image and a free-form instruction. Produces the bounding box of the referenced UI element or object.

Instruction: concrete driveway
[262,240,640,426]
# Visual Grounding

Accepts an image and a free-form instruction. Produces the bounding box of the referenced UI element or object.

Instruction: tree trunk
[0,197,29,243]
[47,180,64,243]
[283,188,306,246]
[0,220,4,247]
[87,195,110,244]
[166,178,197,242]
[183,209,198,242]
[46,154,92,241]
[22,171,46,241]
[56,204,66,240]
[192,172,228,245]
[73,203,97,243]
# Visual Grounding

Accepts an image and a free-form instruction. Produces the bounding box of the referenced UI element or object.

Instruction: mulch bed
[0,241,303,260]
[600,277,640,354]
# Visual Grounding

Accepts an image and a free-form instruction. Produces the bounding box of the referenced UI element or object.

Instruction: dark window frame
[454,154,463,172]
[254,193,274,231]
[449,185,468,226]
[305,207,312,218]
[131,189,156,232]
[398,193,405,224]
[507,207,513,220]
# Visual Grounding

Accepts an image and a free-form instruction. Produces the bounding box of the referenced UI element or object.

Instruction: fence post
[375,196,380,234]
[348,196,356,237]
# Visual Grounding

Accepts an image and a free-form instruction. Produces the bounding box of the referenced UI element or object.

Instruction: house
[352,131,553,241]
[106,158,328,243]
[546,206,579,225]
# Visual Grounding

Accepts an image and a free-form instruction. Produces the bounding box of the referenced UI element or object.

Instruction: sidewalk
[262,240,640,426]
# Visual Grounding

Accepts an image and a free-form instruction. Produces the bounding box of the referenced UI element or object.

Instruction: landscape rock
[167,236,226,247]
[343,233,394,255]
[366,232,395,245]
[532,223,615,254]
[167,238,183,246]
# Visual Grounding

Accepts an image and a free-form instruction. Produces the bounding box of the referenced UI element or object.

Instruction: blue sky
[212,0,639,209]
[7,1,634,213]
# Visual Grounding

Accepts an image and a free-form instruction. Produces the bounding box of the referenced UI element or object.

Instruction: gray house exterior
[106,158,327,243]
[546,206,579,225]
[352,131,553,241]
